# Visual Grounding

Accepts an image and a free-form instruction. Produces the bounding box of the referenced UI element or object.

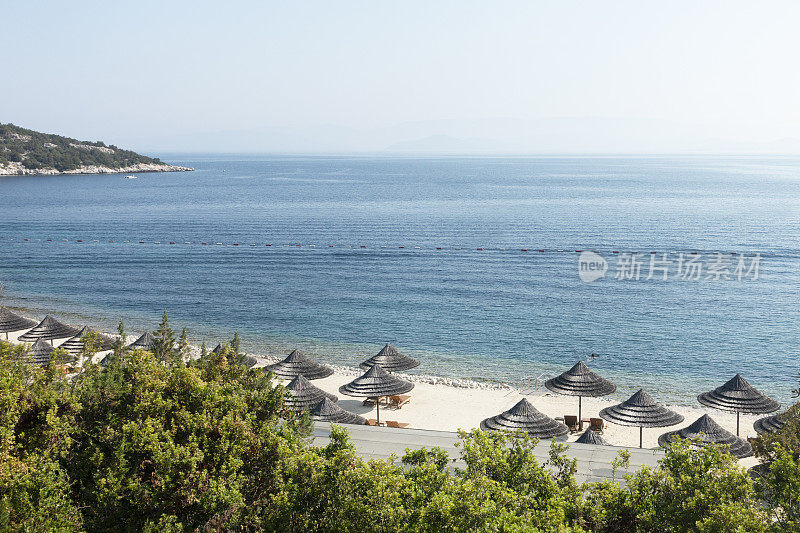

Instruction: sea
[1,155,798,405]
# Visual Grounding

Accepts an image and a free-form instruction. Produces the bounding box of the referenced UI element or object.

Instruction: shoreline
[0,307,774,461]
[1,303,511,393]
[1,301,792,404]
[0,161,193,176]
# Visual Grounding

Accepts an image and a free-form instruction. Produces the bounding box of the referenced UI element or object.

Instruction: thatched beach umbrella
[360,343,420,372]
[0,308,37,340]
[754,413,787,435]
[339,364,414,425]
[18,315,80,345]
[575,428,609,446]
[480,398,569,439]
[310,397,366,425]
[658,414,752,458]
[284,374,337,413]
[266,349,334,380]
[698,374,780,436]
[26,338,55,367]
[600,389,684,448]
[128,332,157,351]
[545,361,616,422]
[59,326,116,357]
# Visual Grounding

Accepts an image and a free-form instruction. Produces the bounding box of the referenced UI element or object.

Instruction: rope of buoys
[4,237,775,256]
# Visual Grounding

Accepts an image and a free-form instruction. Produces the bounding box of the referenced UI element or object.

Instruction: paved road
[311,422,664,484]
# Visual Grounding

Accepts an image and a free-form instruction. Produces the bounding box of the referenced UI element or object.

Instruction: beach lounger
[362,396,388,407]
[589,418,605,433]
[564,415,580,433]
[388,394,411,409]
[385,420,409,428]
[365,419,384,426]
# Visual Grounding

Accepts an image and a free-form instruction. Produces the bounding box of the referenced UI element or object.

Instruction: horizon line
[149,150,800,158]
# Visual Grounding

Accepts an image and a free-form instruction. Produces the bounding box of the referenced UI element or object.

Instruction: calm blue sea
[1,155,798,404]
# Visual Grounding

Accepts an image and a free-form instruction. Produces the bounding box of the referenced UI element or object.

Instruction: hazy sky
[3,1,800,153]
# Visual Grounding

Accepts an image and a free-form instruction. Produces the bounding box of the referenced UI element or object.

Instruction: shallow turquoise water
[1,155,798,404]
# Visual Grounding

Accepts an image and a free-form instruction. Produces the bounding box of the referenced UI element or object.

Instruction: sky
[2,1,800,153]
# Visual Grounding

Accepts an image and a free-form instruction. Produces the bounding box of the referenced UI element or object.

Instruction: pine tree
[231,332,241,357]
[152,311,175,363]
[178,328,190,362]
[229,332,244,365]
[111,319,126,362]
[200,341,207,358]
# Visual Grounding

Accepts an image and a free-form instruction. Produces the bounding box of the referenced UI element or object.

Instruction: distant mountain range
[0,123,191,176]
[123,117,800,155]
[385,134,518,153]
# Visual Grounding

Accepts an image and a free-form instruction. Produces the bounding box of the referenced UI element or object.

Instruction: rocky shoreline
[0,161,193,176]
[2,302,513,393]
[247,354,513,391]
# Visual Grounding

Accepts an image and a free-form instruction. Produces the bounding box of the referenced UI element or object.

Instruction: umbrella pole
[376,398,381,426]
[578,396,582,429]
[639,426,643,448]
[736,411,740,436]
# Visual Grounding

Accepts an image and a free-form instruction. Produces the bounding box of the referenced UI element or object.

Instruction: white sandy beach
[297,369,764,469]
[4,327,765,467]
[284,370,761,450]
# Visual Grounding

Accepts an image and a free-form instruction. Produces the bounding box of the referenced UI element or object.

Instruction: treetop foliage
[1,327,799,532]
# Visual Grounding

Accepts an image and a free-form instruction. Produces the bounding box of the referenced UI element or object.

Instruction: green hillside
[0,123,167,172]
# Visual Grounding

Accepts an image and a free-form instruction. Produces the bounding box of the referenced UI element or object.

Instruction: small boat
[125,175,137,179]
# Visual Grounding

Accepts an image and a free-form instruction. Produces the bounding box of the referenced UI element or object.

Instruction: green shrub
[1,336,799,531]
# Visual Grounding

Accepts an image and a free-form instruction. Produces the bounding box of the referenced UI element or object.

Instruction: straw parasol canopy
[25,338,55,366]
[266,349,334,380]
[17,315,80,344]
[545,361,617,421]
[340,364,414,398]
[698,374,780,436]
[0,308,37,339]
[480,398,569,439]
[284,375,337,413]
[754,413,787,435]
[310,397,366,425]
[339,364,414,424]
[658,414,752,458]
[128,332,157,351]
[575,428,609,445]
[360,343,420,372]
[59,326,116,356]
[600,389,684,448]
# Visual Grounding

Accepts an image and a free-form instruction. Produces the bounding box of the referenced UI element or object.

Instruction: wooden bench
[362,396,389,407]
[388,394,411,409]
[564,415,580,433]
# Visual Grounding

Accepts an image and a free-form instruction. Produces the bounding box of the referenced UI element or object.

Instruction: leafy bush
[1,335,799,531]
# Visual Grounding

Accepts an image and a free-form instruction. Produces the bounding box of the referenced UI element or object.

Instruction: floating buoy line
[4,237,775,256]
